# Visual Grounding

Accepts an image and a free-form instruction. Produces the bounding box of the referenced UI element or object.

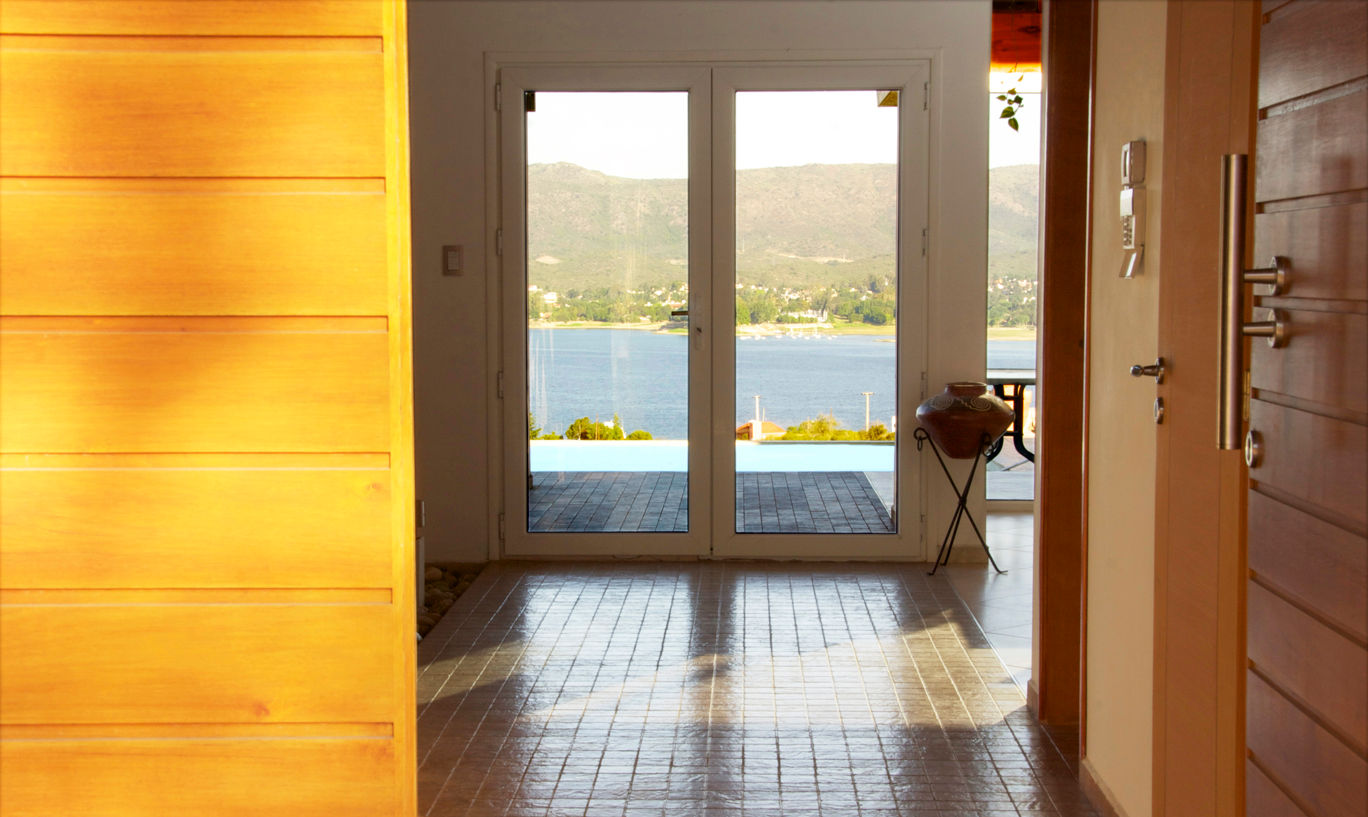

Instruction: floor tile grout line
[416,554,1093,816]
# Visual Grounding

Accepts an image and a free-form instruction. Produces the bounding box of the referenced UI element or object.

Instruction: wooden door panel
[1252,202,1367,302]
[1246,759,1311,817]
[1247,581,1367,751]
[0,1,382,36]
[1249,306,1367,412]
[1246,671,1368,817]
[0,604,396,724]
[0,323,389,453]
[0,48,384,178]
[1255,88,1368,203]
[1258,0,1368,109]
[1248,490,1367,641]
[0,738,396,817]
[0,183,387,316]
[0,464,391,589]
[1247,400,1367,526]
[0,1,414,812]
[1248,5,1368,815]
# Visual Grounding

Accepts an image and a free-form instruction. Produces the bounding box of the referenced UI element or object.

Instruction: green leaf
[1008,117,1020,131]
[996,94,1008,101]
[1000,107,1015,119]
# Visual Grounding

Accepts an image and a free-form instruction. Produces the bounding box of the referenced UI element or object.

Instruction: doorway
[498,61,929,559]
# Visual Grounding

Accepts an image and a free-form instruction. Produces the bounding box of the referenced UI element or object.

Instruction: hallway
[416,559,1093,816]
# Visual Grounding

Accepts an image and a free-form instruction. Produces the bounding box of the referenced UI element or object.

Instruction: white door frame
[710,63,929,559]
[498,64,713,557]
[495,57,930,560]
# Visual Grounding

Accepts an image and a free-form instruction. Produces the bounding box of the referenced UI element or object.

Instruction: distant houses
[735,420,786,441]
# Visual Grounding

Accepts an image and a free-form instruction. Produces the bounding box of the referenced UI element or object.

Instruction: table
[985,369,1036,464]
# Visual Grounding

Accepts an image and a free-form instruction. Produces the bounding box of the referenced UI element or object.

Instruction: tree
[528,412,541,439]
[564,417,624,440]
[626,429,653,440]
[863,423,894,441]
[780,412,859,441]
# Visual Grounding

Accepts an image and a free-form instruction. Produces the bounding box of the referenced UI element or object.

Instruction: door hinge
[416,499,426,529]
[497,370,505,399]
[494,83,502,111]
[921,227,928,257]
[923,81,929,110]
[919,512,928,544]
[498,512,506,543]
[920,370,928,400]
[495,227,503,257]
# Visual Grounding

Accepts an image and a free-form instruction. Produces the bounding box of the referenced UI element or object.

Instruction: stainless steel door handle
[1244,310,1288,348]
[1220,155,1294,449]
[1130,357,1165,383]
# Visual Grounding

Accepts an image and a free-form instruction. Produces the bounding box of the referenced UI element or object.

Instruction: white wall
[407,0,990,561]
[1084,1,1166,814]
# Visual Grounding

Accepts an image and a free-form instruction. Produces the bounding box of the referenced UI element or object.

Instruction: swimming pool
[529,440,895,472]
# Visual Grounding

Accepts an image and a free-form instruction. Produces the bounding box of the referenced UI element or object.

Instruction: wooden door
[1152,3,1256,815]
[1244,1,1367,815]
[0,2,415,814]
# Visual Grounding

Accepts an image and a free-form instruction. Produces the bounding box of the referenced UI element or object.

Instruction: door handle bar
[1219,154,1292,449]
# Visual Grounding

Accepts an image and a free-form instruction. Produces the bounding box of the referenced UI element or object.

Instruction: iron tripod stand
[913,427,1007,576]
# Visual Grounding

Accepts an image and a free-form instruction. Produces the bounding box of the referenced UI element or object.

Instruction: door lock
[1244,430,1263,468]
[1154,397,1165,424]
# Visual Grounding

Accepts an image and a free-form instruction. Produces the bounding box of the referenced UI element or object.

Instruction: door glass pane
[524,92,690,533]
[986,70,1041,500]
[733,90,899,534]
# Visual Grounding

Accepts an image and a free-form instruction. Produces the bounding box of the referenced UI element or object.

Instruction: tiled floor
[985,443,1035,502]
[417,554,1091,816]
[735,472,893,533]
[528,472,893,534]
[941,512,1036,690]
[529,472,688,532]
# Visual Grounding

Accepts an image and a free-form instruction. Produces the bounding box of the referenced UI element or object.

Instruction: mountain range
[526,162,1038,293]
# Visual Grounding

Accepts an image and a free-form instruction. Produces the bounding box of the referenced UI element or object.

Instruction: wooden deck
[528,471,894,534]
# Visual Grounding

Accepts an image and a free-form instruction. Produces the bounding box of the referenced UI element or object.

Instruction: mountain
[525,162,1038,293]
[987,163,1041,281]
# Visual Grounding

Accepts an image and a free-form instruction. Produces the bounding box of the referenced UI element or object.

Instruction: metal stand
[984,381,1035,464]
[914,428,1006,576]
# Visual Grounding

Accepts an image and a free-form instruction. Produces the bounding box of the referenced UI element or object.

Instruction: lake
[527,328,1035,440]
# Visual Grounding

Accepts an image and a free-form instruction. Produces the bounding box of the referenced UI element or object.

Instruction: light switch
[442,244,463,276]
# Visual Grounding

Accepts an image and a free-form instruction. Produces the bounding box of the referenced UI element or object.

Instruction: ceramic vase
[915,381,1013,459]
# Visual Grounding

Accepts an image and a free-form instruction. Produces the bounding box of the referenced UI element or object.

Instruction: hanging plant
[996,79,1026,132]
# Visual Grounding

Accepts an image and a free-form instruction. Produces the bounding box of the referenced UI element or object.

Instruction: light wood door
[1150,3,1256,815]
[0,2,415,814]
[1245,1,1367,815]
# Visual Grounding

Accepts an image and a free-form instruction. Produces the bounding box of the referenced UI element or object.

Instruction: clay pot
[915,381,1013,459]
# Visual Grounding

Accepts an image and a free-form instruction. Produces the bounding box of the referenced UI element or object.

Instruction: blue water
[527,329,1034,440]
[529,440,895,472]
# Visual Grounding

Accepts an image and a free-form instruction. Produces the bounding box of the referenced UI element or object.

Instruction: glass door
[500,66,712,556]
[710,66,928,559]
[500,62,929,559]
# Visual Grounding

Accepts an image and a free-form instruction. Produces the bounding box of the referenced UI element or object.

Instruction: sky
[525,77,1041,179]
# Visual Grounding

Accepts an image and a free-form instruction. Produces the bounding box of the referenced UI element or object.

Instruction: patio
[528,471,894,534]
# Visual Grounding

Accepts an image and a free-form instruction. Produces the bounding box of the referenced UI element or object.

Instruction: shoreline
[528,320,1037,341]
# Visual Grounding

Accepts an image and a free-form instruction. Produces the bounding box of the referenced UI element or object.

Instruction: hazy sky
[525,81,1041,178]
